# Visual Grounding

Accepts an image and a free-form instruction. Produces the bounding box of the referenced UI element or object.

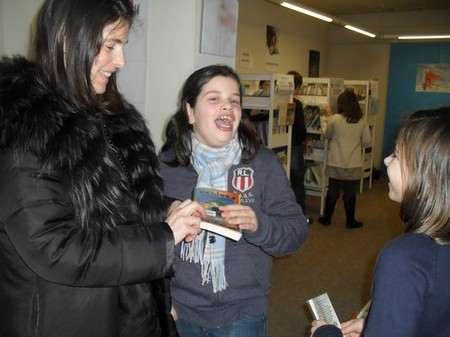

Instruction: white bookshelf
[240,73,294,177]
[300,77,344,216]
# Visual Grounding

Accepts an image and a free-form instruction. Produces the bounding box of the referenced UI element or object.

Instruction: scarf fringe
[181,232,228,293]
[181,132,241,293]
[180,233,205,263]
[202,260,228,293]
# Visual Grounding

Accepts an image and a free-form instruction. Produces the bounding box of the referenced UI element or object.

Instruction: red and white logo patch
[232,167,254,193]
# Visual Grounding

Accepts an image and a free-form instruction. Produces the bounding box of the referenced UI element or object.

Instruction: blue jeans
[175,313,267,337]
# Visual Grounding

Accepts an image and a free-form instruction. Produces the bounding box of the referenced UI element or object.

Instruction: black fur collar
[0,56,166,230]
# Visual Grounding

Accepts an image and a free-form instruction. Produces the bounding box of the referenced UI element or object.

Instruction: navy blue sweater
[159,146,309,328]
[314,233,450,337]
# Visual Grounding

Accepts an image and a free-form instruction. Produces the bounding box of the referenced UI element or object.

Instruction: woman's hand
[170,306,178,321]
[310,320,328,335]
[310,318,364,337]
[165,199,205,244]
[340,318,364,337]
[220,204,258,233]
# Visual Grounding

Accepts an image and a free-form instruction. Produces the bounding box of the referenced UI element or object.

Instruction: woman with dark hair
[159,64,309,337]
[318,89,371,228]
[0,1,203,336]
[311,107,450,337]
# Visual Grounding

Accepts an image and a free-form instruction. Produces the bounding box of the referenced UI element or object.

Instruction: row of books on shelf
[253,120,268,145]
[243,88,270,97]
[273,103,295,127]
[273,146,288,166]
[305,137,325,157]
[305,163,323,186]
[304,105,321,130]
[300,83,328,96]
[304,104,332,130]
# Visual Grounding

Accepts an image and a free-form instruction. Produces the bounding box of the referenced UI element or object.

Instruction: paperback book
[193,187,242,241]
[306,293,341,328]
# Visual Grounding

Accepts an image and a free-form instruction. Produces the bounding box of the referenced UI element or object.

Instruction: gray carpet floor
[267,176,405,337]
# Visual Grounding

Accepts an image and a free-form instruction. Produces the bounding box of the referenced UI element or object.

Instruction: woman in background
[318,90,371,228]
[311,107,450,337]
[0,1,202,336]
[159,65,309,337]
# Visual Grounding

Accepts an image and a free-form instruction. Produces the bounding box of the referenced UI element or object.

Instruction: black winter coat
[0,56,177,337]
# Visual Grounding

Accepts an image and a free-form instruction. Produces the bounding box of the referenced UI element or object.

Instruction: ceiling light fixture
[280,2,333,23]
[344,25,376,38]
[277,1,376,38]
[398,34,450,40]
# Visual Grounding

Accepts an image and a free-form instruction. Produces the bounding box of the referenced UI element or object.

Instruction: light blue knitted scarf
[180,132,241,293]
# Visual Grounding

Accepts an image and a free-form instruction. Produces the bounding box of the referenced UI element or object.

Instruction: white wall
[235,0,392,168]
[0,0,236,151]
[145,0,196,149]
[0,0,4,55]
[117,1,149,121]
[327,43,390,169]
[330,9,450,43]
[235,0,330,76]
[145,0,236,150]
[1,0,44,56]
[2,1,448,163]
[326,8,450,169]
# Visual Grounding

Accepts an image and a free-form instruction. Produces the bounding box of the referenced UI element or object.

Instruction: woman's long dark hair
[337,89,363,123]
[33,0,135,115]
[161,65,259,166]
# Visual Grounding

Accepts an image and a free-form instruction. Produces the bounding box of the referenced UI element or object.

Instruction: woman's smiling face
[187,75,242,148]
[90,19,130,95]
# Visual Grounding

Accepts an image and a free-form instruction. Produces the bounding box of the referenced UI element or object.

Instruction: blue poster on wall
[383,42,450,170]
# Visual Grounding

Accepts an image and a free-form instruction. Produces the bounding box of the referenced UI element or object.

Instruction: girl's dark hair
[33,0,136,115]
[161,64,259,166]
[397,107,450,244]
[337,89,363,123]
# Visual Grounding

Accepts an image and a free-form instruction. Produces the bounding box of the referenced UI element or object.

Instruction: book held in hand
[307,292,341,328]
[193,187,242,241]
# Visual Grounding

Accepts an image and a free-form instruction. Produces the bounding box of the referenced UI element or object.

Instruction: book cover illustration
[193,187,242,241]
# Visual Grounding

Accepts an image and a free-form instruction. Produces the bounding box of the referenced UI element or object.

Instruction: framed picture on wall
[265,25,280,70]
[266,25,279,55]
[415,64,450,93]
[309,50,320,77]
[200,0,239,57]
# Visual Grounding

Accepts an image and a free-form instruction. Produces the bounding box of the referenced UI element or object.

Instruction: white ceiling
[285,0,450,15]
[265,0,450,39]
